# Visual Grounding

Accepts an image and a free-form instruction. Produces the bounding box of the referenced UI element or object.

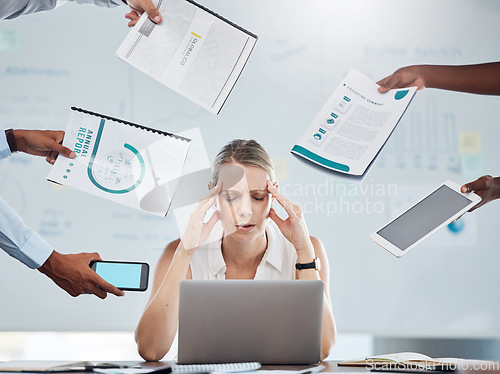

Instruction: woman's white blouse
[189,220,297,280]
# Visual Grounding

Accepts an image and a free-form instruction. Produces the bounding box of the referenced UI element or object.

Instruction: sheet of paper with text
[292,69,417,176]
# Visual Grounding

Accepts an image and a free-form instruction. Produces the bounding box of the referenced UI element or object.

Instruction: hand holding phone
[89,260,149,291]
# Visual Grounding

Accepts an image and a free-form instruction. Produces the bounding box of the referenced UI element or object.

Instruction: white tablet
[370,180,481,257]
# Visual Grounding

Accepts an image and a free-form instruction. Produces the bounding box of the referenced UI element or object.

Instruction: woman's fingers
[269,207,285,228]
[199,193,218,214]
[267,181,296,217]
[197,181,221,212]
[204,210,220,232]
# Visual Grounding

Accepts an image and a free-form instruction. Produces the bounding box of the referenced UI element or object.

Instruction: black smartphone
[89,260,149,292]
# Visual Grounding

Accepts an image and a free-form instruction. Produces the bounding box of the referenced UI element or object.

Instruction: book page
[292,69,417,176]
[116,0,257,114]
[368,352,433,362]
[339,352,433,367]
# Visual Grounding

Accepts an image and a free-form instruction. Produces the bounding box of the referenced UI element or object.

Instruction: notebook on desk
[177,280,324,365]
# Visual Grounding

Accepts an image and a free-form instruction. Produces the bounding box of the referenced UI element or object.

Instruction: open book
[338,352,499,371]
[47,107,190,216]
[116,0,257,114]
[338,352,451,369]
[291,69,417,176]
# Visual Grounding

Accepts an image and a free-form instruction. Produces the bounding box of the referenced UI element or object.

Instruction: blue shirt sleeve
[0,131,12,160]
[0,195,53,269]
[0,0,123,20]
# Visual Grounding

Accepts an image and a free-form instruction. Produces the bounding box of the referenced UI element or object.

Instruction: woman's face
[216,162,274,241]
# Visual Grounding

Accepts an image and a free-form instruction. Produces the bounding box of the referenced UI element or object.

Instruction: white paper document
[47,107,190,216]
[116,0,257,114]
[291,69,417,176]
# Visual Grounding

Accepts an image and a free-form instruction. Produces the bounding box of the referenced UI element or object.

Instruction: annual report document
[291,69,417,176]
[116,0,257,114]
[47,107,190,216]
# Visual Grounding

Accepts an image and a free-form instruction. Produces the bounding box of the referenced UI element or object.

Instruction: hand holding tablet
[370,180,481,258]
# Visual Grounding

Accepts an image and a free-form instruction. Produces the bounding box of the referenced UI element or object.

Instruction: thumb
[269,207,285,228]
[461,176,491,193]
[87,252,103,263]
[205,210,220,232]
[52,142,76,159]
[140,0,161,23]
[377,75,395,93]
[461,184,470,193]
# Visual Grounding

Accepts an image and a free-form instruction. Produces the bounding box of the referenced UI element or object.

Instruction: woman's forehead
[219,163,269,190]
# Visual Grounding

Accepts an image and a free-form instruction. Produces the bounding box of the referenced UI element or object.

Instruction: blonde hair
[212,139,276,185]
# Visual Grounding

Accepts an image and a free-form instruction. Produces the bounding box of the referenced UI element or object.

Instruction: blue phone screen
[95,262,142,288]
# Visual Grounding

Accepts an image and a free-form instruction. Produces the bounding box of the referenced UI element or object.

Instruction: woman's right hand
[180,182,221,253]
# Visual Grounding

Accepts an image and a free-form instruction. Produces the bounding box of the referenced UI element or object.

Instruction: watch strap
[295,259,318,270]
[5,129,18,153]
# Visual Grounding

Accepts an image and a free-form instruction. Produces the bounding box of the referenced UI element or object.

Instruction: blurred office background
[1,0,500,361]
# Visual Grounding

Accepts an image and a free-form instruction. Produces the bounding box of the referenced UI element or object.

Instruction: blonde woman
[135,139,336,361]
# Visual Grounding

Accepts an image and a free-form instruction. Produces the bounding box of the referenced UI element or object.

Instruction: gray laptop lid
[178,280,324,364]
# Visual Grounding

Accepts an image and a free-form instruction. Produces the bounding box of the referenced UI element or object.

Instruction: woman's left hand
[267,181,314,255]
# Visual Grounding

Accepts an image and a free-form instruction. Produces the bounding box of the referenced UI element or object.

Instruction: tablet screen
[377,185,473,251]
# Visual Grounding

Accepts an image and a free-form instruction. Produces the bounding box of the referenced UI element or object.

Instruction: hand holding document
[291,69,417,176]
[47,107,190,216]
[116,0,257,114]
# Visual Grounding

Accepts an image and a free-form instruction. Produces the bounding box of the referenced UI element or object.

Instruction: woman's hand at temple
[180,182,220,253]
[267,181,314,257]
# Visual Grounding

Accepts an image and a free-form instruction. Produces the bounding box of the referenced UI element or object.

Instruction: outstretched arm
[0,195,123,298]
[0,0,161,28]
[38,251,125,298]
[9,129,75,164]
[377,62,500,95]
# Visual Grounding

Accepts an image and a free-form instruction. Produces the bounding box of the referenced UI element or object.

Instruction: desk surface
[141,361,365,372]
[1,361,497,373]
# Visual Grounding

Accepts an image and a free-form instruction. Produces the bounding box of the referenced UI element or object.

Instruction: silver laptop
[178,280,324,364]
